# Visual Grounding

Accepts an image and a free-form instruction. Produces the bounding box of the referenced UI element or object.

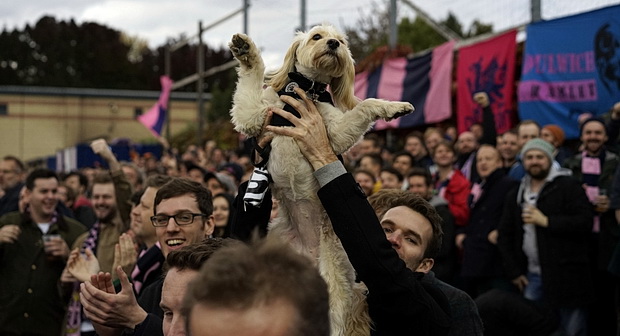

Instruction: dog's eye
[339,39,345,45]
[312,34,322,40]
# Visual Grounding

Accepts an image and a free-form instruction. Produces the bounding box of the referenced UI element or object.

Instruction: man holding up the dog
[265,88,452,335]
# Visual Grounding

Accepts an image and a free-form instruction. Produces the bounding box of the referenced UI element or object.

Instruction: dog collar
[286,72,329,101]
[271,73,334,127]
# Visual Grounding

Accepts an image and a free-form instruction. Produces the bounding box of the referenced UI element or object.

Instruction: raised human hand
[111,233,138,281]
[67,248,101,282]
[81,266,146,329]
[473,92,490,108]
[266,87,338,171]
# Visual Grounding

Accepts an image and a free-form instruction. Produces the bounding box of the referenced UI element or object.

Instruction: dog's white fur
[229,24,413,336]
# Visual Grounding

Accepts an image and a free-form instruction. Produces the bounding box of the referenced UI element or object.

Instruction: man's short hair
[25,169,58,190]
[516,120,541,134]
[407,167,432,187]
[182,237,330,336]
[405,131,424,142]
[59,182,77,204]
[392,151,415,165]
[154,178,214,216]
[164,237,236,274]
[363,133,381,148]
[433,140,456,156]
[91,172,113,186]
[368,190,443,260]
[501,128,518,138]
[121,162,145,185]
[381,167,403,182]
[3,155,25,173]
[145,174,173,189]
[353,169,376,183]
[359,153,383,168]
[65,171,89,188]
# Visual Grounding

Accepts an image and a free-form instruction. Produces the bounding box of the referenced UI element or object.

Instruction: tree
[398,16,446,52]
[0,16,233,93]
[466,20,493,38]
[344,4,494,64]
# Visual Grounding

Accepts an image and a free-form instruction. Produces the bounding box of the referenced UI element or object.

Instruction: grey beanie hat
[521,138,554,161]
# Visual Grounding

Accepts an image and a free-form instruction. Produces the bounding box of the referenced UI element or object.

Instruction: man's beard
[585,141,603,155]
[527,165,550,180]
[96,207,117,223]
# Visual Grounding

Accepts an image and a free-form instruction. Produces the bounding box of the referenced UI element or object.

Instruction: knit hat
[542,125,565,146]
[521,138,554,162]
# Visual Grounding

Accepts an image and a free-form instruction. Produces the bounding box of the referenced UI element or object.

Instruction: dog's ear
[268,33,303,92]
[330,55,358,111]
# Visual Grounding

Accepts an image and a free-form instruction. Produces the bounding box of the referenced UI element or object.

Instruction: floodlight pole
[389,0,397,50]
[197,20,205,145]
[301,0,307,31]
[531,0,541,22]
[244,0,250,34]
[164,46,172,140]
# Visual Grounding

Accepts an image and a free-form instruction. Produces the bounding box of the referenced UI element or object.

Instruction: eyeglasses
[150,213,207,227]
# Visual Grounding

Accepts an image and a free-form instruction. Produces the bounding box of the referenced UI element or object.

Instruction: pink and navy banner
[518,5,620,139]
[138,75,172,137]
[354,40,455,130]
[457,30,517,135]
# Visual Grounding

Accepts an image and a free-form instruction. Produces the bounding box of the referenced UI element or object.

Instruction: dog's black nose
[327,39,340,50]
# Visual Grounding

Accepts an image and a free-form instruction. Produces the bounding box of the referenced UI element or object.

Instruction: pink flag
[138,75,173,137]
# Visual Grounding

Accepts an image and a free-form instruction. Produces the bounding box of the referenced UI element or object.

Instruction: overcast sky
[1,0,618,69]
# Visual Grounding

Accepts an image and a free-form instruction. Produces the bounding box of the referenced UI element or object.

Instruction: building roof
[0,85,211,101]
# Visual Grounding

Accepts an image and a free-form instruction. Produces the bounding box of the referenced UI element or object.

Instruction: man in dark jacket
[0,155,26,217]
[266,88,451,336]
[457,145,518,298]
[563,117,620,335]
[0,169,86,335]
[498,138,594,336]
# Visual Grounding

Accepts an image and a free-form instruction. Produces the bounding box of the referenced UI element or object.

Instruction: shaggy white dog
[229,24,413,336]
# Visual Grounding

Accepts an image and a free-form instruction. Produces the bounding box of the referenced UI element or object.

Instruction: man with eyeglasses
[0,155,27,216]
[81,177,215,336]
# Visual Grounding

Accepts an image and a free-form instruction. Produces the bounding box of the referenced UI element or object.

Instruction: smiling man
[129,175,172,296]
[72,173,128,274]
[81,177,214,336]
[563,117,620,335]
[64,139,134,335]
[265,88,453,335]
[153,178,215,256]
[498,138,593,336]
[0,169,85,336]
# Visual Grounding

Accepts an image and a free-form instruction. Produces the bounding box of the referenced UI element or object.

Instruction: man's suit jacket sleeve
[317,171,450,335]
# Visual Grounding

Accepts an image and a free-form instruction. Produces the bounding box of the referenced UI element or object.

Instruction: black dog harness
[270,72,334,127]
[251,72,337,168]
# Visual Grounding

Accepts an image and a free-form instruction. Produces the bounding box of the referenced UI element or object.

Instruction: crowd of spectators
[1,94,620,336]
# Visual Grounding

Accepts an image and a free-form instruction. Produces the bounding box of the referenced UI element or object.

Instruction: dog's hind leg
[318,218,371,336]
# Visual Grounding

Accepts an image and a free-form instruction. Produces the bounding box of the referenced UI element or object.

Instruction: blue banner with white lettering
[518,5,620,139]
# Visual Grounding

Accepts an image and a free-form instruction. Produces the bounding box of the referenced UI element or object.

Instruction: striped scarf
[582,151,605,233]
[131,242,164,295]
[243,167,271,208]
[65,220,100,336]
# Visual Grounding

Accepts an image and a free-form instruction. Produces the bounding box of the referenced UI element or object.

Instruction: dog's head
[268,23,358,110]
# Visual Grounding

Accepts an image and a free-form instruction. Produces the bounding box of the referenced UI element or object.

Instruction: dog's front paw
[229,33,258,68]
[383,102,414,121]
